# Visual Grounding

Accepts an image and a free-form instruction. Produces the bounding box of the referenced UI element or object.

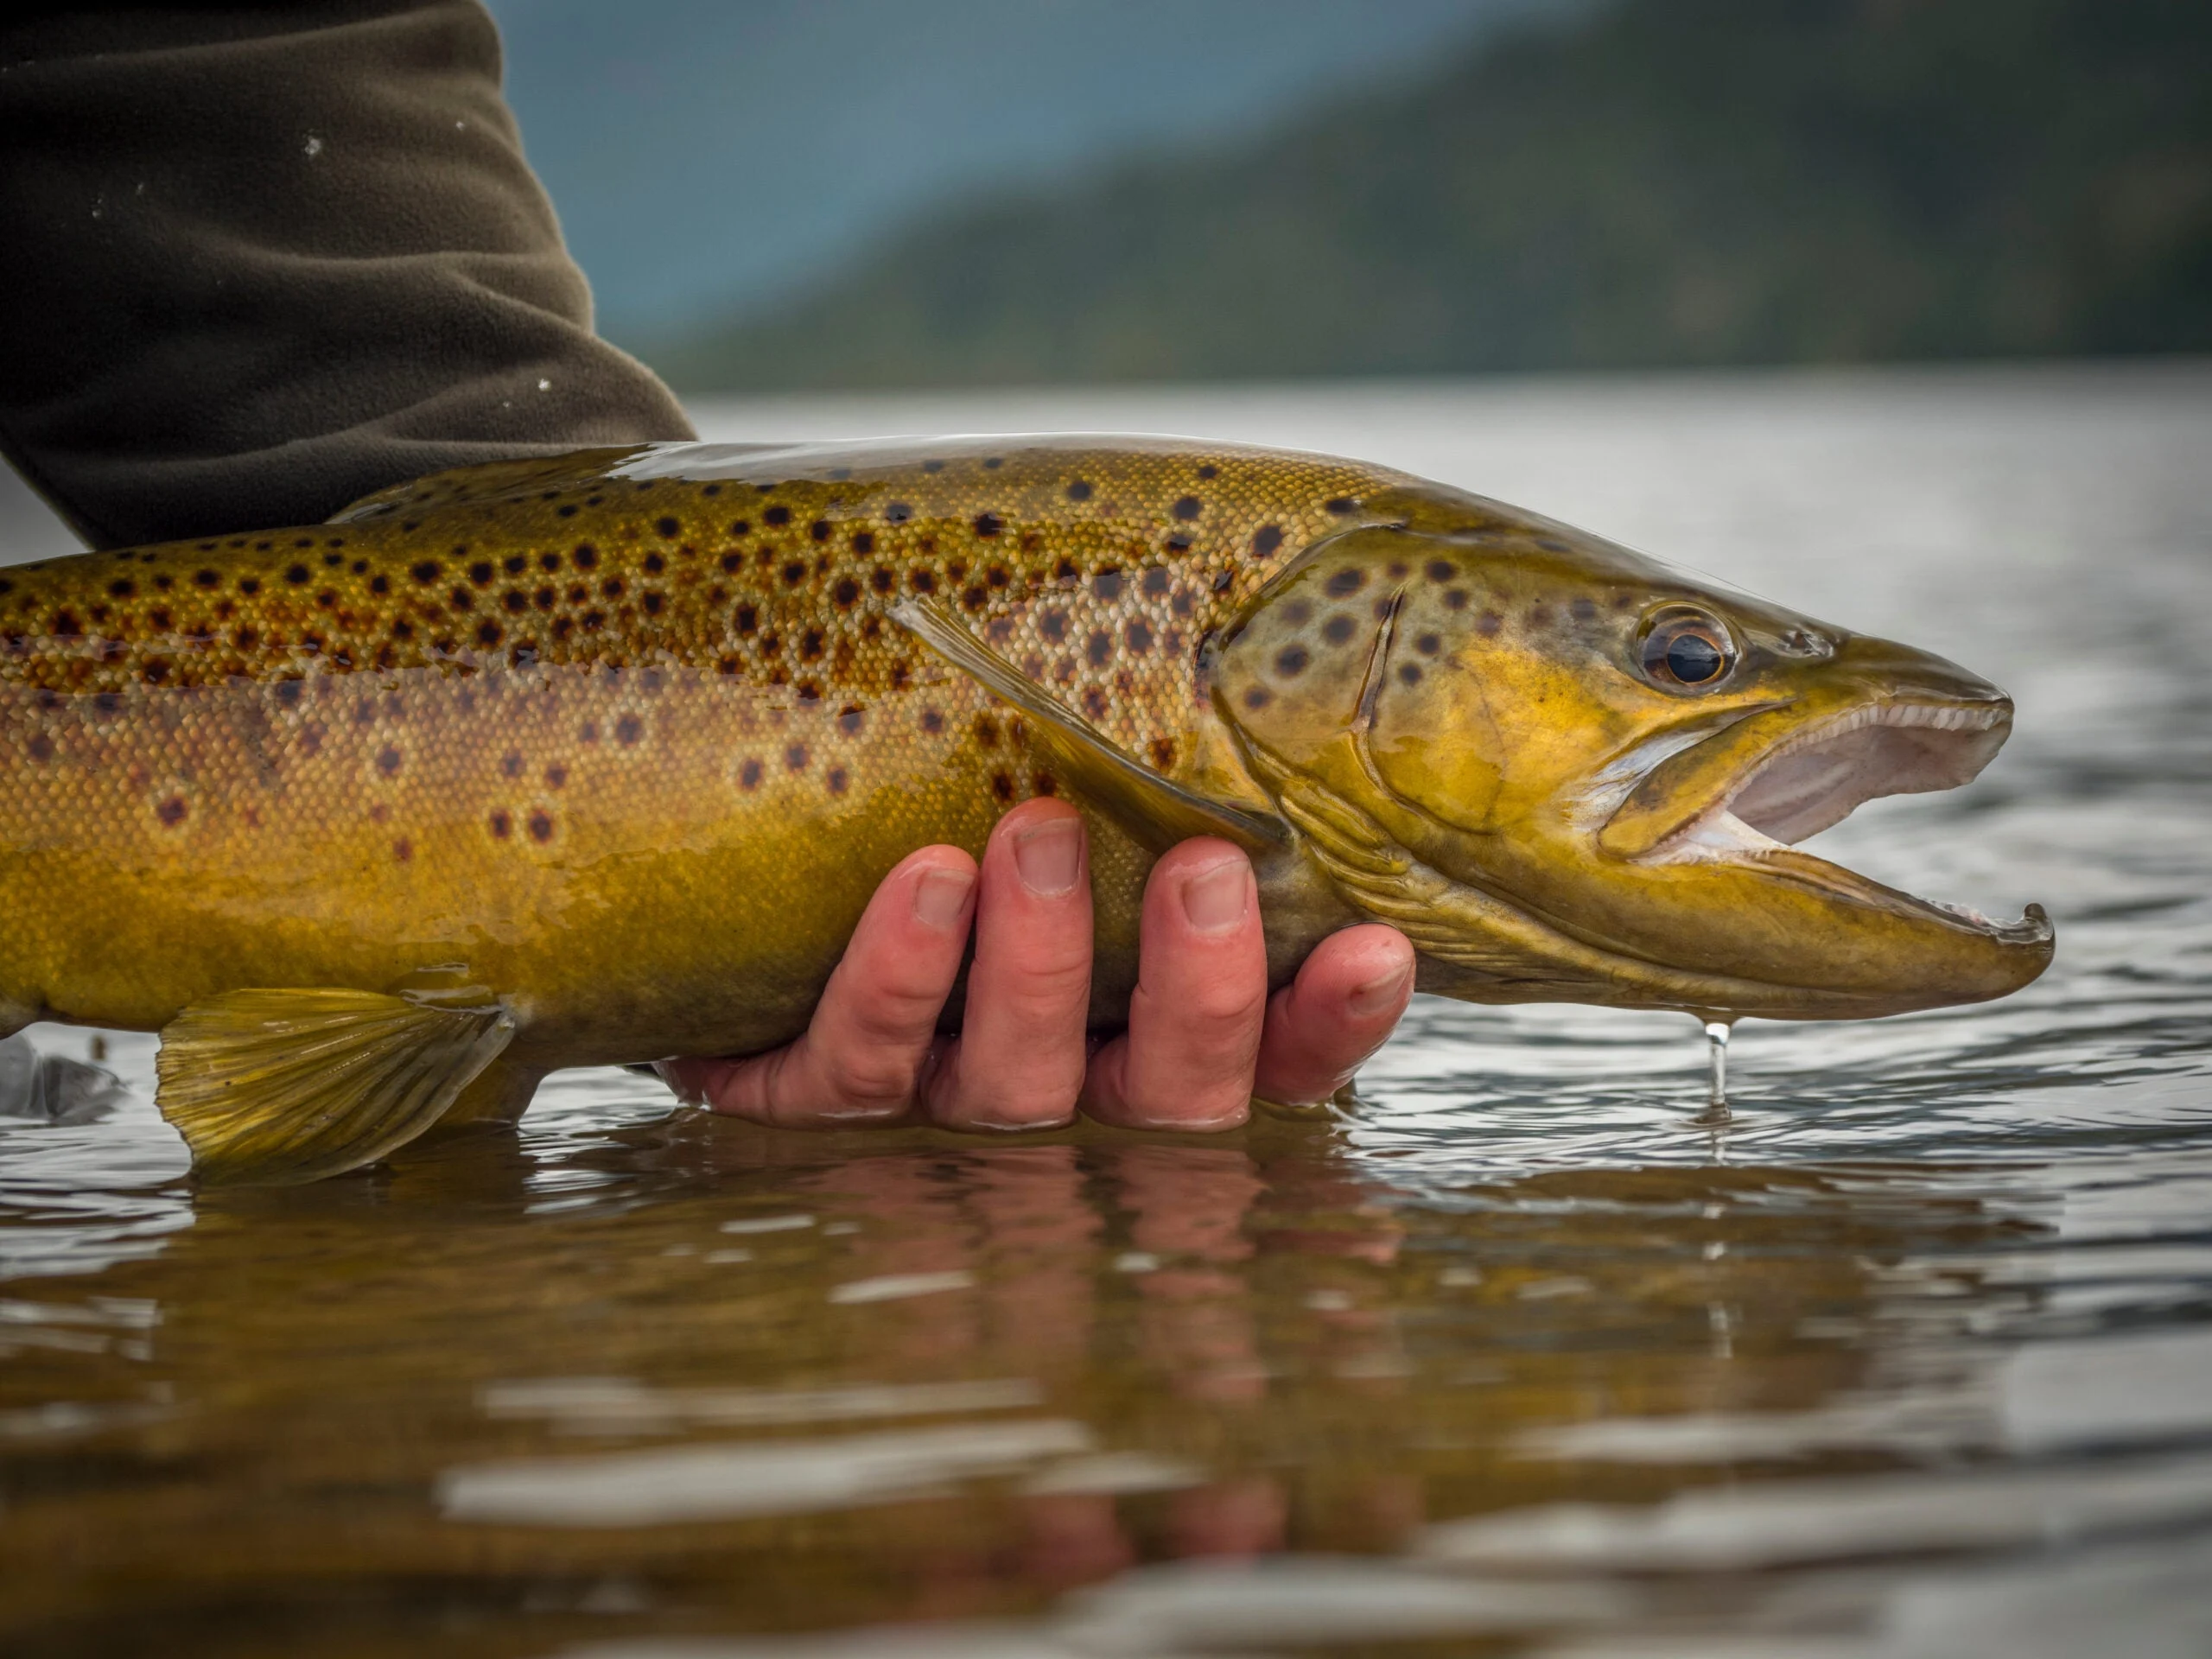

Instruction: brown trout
[0,436,2051,1181]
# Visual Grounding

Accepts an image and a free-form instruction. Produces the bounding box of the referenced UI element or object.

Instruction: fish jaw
[1565,636,2054,1016]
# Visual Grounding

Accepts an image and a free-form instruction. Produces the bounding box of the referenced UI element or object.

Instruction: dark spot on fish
[1275,645,1310,677]
[721,551,744,575]
[800,629,824,660]
[922,460,945,474]
[1087,629,1113,668]
[1325,497,1357,515]
[1536,537,1569,553]
[1150,737,1176,770]
[1477,610,1503,636]
[1571,596,1597,621]
[837,705,864,736]
[973,512,1003,537]
[391,837,413,863]
[739,758,763,790]
[1415,632,1441,655]
[448,588,473,611]
[1126,620,1153,652]
[556,503,577,518]
[1040,609,1069,643]
[544,764,567,789]
[391,619,414,640]
[1528,604,1549,628]
[960,584,987,612]
[503,590,527,613]
[1445,588,1470,611]
[990,771,1014,802]
[850,530,875,556]
[1054,558,1080,586]
[1065,480,1092,502]
[26,734,53,762]
[642,591,664,615]
[615,715,643,746]
[1388,562,1409,579]
[642,551,664,574]
[1033,771,1057,796]
[974,713,1001,747]
[1197,463,1219,480]
[1212,569,1235,594]
[1165,532,1192,554]
[760,631,781,656]
[233,626,258,650]
[911,569,938,594]
[1084,688,1109,719]
[833,578,860,608]
[195,569,219,588]
[782,561,807,586]
[468,561,494,585]
[886,501,912,524]
[500,752,525,779]
[656,516,680,538]
[871,565,894,594]
[785,742,809,771]
[569,584,588,604]
[527,811,554,843]
[1172,495,1201,521]
[489,810,512,839]
[156,796,189,827]
[1325,569,1365,597]
[581,609,605,632]
[735,603,758,634]
[1323,614,1357,645]
[411,562,441,584]
[1093,569,1122,600]
[376,747,403,776]
[828,766,849,796]
[574,543,599,569]
[476,620,504,646]
[763,505,791,526]
[1426,560,1457,582]
[1398,663,1425,686]
[920,709,944,734]
[601,577,626,600]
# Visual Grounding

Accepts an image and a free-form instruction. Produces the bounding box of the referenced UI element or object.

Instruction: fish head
[1211,489,2052,1020]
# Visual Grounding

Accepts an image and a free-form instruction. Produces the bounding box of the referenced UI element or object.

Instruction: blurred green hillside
[650,0,2211,391]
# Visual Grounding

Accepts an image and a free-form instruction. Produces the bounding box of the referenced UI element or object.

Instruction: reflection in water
[3,365,2211,1656]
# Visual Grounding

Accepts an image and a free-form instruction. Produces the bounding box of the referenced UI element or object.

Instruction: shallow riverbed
[3,362,2209,1657]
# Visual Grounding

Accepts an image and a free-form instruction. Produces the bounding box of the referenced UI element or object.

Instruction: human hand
[660,798,1415,1131]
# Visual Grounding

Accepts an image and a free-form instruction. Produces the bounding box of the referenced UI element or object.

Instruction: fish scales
[0,439,1408,1049]
[0,435,2050,1183]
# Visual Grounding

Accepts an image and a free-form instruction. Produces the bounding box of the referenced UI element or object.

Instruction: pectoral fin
[155,989,514,1185]
[891,596,1286,855]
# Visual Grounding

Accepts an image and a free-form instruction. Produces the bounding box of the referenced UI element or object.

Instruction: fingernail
[1180,855,1250,932]
[1014,817,1083,896]
[912,865,976,930]
[1349,961,1414,1019]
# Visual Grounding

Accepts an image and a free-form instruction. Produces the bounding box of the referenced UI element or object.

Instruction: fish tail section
[156,988,514,1186]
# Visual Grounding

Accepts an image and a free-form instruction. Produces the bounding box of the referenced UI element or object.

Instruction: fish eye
[1639,608,1736,691]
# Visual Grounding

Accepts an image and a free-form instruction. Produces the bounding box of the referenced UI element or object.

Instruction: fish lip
[1622,691,2052,946]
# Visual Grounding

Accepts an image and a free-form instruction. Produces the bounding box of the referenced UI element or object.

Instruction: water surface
[4,363,2209,1657]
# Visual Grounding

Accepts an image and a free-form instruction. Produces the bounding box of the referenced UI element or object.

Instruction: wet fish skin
[0,435,2050,1181]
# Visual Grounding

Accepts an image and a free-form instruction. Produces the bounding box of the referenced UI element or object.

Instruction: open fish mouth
[1599,694,2052,946]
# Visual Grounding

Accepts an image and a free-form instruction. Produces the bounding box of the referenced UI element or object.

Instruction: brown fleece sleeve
[0,0,695,552]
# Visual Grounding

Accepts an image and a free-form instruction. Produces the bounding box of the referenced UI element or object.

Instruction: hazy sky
[484,0,1576,341]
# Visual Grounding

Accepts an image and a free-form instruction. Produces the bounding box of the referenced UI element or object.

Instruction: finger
[664,844,977,1127]
[1252,923,1414,1105]
[924,798,1094,1130]
[1082,839,1267,1130]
